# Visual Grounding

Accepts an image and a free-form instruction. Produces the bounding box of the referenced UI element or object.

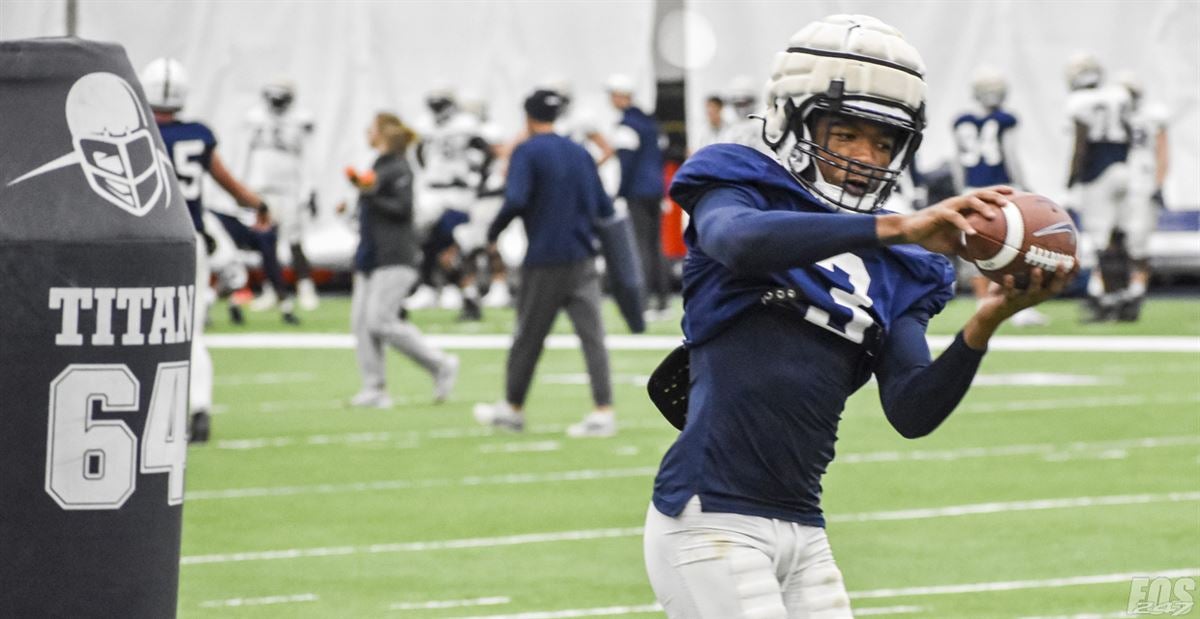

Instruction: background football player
[715,75,763,148]
[1112,70,1170,321]
[952,66,1049,326]
[242,78,320,313]
[1065,52,1134,322]
[140,57,271,443]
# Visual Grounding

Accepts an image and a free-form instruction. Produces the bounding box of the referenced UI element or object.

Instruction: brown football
[959,192,1079,288]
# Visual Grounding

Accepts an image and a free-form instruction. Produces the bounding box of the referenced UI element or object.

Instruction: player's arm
[694,186,1005,274]
[487,145,533,242]
[208,150,266,211]
[587,130,615,166]
[874,310,983,438]
[1067,120,1088,188]
[1154,127,1169,190]
[1002,125,1028,191]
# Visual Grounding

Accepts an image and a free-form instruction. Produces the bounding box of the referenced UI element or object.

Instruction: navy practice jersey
[158,120,216,232]
[953,109,1017,188]
[653,144,957,526]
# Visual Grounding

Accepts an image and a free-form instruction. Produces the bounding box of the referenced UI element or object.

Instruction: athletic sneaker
[297,278,320,311]
[482,281,512,308]
[473,401,524,432]
[188,411,211,444]
[349,390,393,409]
[1009,307,1050,327]
[434,355,460,403]
[250,285,278,311]
[407,285,437,309]
[566,411,617,438]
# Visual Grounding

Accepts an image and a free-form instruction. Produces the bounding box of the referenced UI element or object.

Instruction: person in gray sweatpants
[472,90,616,437]
[344,112,458,408]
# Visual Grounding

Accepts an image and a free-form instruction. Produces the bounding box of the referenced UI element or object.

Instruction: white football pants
[190,233,213,414]
[1078,162,1129,267]
[644,497,853,619]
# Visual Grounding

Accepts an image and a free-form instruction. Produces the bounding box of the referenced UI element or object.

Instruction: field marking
[198,593,318,608]
[179,492,1198,566]
[852,568,1200,600]
[390,596,511,611]
[213,371,317,386]
[189,436,1200,501]
[960,393,1200,414]
[478,440,562,454]
[207,333,1200,352]
[827,491,1200,523]
[444,605,922,619]
[1018,612,1135,619]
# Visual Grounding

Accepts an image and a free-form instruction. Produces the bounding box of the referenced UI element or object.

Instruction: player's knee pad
[796,564,852,618]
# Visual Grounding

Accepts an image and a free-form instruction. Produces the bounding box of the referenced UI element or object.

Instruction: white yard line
[179,492,1198,566]
[851,568,1200,600]
[207,333,1200,352]
[198,593,318,608]
[960,393,1200,414]
[390,596,511,611]
[190,436,1200,500]
[213,371,317,386]
[447,604,663,619]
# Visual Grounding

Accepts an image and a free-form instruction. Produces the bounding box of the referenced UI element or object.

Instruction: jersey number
[1083,101,1129,143]
[803,254,875,343]
[956,119,1003,167]
[45,362,189,510]
[172,139,206,201]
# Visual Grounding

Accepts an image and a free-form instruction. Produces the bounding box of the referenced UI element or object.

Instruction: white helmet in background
[726,75,758,116]
[762,14,927,213]
[1065,51,1103,90]
[262,78,295,115]
[971,65,1007,109]
[605,73,635,96]
[425,85,458,124]
[139,57,189,112]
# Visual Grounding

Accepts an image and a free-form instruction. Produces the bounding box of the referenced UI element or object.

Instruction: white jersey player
[543,78,620,197]
[243,79,320,311]
[1064,53,1134,321]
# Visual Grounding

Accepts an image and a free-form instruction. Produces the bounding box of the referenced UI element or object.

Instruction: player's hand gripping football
[978,263,1074,322]
[877,186,1012,254]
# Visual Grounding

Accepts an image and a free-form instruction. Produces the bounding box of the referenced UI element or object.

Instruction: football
[960,192,1079,288]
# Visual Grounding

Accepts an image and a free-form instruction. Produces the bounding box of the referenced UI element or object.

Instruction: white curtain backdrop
[677,0,1200,208]
[1,0,659,214]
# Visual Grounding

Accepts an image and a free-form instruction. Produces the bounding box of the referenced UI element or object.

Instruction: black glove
[647,345,690,431]
[201,230,217,255]
[1151,188,1165,211]
[307,192,318,217]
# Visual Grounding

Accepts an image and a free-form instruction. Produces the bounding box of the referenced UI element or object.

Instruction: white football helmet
[605,73,635,95]
[971,65,1007,109]
[425,86,458,124]
[762,14,926,213]
[139,57,188,112]
[726,75,758,117]
[1065,51,1103,90]
[262,78,295,114]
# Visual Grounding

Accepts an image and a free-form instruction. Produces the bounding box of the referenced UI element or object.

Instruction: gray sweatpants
[629,197,669,311]
[507,259,612,408]
[351,266,447,393]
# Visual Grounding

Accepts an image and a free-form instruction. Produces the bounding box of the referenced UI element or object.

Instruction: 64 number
[45,362,189,510]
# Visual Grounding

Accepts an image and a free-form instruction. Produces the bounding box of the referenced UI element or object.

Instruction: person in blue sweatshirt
[472,90,618,438]
[642,15,1073,618]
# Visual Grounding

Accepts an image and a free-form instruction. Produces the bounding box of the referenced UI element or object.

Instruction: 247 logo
[8,72,172,216]
[1129,577,1196,616]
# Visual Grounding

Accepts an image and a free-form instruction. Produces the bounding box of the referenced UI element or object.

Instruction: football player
[641,15,1071,617]
[952,66,1049,326]
[1113,70,1169,321]
[1064,52,1133,322]
[414,87,487,319]
[242,79,321,313]
[140,58,271,443]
